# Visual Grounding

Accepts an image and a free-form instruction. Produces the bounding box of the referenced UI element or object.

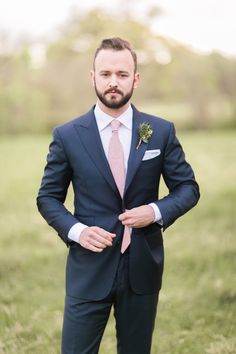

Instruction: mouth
[105,89,123,96]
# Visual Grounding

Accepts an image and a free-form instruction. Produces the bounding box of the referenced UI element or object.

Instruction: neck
[97,101,130,118]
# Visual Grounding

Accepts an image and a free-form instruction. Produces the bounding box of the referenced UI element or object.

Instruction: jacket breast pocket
[141,151,162,166]
[138,155,162,178]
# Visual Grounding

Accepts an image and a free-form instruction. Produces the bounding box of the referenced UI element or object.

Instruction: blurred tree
[0,46,50,133]
[169,48,216,128]
[211,52,236,127]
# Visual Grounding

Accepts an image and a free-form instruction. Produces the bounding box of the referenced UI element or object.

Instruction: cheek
[95,78,109,90]
[119,79,133,90]
[125,82,135,92]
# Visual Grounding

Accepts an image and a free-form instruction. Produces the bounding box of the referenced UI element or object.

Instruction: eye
[120,73,128,78]
[100,72,110,77]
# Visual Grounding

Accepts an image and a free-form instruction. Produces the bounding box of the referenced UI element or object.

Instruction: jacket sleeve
[155,123,200,230]
[36,128,78,245]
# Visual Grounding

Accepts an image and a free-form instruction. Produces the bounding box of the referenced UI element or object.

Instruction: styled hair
[93,37,137,72]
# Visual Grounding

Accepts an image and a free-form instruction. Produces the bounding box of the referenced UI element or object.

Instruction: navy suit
[37,105,199,353]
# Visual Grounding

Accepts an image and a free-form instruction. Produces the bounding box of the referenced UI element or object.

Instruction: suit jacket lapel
[124,106,148,194]
[74,108,121,198]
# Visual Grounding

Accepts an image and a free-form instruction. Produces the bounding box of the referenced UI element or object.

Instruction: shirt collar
[94,103,133,132]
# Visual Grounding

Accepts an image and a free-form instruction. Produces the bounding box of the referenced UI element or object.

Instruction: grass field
[0,130,236,354]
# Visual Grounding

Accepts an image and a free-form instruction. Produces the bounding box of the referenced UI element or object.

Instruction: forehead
[94,49,135,72]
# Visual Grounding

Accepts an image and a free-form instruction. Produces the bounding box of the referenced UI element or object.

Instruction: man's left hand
[118,205,155,228]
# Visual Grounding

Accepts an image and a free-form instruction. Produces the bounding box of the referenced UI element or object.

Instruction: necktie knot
[111,119,121,132]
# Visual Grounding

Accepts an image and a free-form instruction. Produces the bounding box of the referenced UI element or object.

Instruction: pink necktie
[108,120,131,253]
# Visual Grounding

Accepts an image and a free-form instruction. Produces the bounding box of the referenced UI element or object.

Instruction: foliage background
[0,8,236,134]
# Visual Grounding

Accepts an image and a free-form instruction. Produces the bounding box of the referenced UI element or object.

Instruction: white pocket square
[142,149,161,161]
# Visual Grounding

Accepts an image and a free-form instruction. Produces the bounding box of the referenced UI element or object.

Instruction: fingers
[80,226,116,253]
[119,205,155,228]
[119,209,136,226]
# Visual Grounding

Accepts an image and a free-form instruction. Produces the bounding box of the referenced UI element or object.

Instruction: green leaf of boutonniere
[136,122,153,149]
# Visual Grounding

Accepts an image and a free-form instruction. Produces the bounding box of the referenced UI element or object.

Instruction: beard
[94,82,134,109]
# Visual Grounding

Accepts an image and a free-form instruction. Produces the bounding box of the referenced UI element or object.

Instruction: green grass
[0,130,236,354]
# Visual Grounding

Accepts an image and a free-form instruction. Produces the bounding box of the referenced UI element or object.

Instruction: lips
[105,89,123,95]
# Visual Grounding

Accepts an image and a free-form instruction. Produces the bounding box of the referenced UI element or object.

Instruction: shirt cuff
[149,203,163,225]
[68,222,88,244]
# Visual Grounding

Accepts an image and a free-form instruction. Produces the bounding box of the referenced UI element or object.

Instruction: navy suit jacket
[37,105,200,300]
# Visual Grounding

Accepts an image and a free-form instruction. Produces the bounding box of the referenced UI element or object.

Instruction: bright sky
[0,0,235,56]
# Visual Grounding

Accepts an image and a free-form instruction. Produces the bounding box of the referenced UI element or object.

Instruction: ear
[90,70,95,86]
[133,72,140,88]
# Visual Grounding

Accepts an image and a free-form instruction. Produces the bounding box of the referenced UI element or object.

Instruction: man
[37,37,200,354]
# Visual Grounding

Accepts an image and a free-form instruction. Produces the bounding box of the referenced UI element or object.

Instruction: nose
[109,75,118,87]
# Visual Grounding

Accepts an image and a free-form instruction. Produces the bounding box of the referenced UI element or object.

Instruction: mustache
[104,88,123,95]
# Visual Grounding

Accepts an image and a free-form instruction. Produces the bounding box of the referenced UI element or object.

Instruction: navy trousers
[62,250,159,354]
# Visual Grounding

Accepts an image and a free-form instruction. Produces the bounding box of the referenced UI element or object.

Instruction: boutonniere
[136,122,153,149]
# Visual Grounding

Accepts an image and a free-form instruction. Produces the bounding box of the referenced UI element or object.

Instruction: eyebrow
[99,70,130,74]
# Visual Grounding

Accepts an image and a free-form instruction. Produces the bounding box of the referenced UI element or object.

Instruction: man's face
[91,49,140,110]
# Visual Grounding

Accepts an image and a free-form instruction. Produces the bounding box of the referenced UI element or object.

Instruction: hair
[93,37,137,72]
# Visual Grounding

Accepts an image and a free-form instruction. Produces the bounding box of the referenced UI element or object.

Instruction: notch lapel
[124,107,148,194]
[74,108,120,198]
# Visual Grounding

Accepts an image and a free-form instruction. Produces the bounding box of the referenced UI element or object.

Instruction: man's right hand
[79,226,116,252]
